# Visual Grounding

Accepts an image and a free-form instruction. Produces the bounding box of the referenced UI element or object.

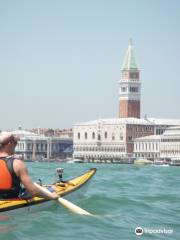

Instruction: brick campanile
[119,39,141,118]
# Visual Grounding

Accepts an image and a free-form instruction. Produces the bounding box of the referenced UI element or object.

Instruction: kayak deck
[0,168,96,213]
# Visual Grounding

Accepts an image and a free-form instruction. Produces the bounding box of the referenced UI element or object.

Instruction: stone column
[32,140,36,161]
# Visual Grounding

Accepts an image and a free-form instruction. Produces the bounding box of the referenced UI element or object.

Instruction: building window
[92,132,95,139]
[121,87,127,92]
[43,144,46,150]
[128,136,132,141]
[130,72,138,79]
[104,132,108,139]
[120,134,123,140]
[130,86,138,92]
[85,132,88,139]
[36,143,39,150]
[98,134,101,141]
[27,143,31,150]
[78,133,80,139]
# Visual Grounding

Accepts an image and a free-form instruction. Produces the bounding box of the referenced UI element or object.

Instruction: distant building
[134,135,161,159]
[134,126,180,160]
[73,118,180,161]
[148,118,180,135]
[160,126,180,159]
[10,129,73,161]
[73,118,154,161]
[29,128,73,138]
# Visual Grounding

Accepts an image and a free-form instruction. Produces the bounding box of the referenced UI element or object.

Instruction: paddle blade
[58,197,93,216]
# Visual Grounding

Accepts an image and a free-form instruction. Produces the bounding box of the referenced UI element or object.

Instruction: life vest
[0,157,21,199]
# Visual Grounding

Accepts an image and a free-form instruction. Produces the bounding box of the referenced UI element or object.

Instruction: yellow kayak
[0,168,96,213]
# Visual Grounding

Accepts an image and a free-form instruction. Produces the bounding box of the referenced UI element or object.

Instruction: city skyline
[0,0,180,130]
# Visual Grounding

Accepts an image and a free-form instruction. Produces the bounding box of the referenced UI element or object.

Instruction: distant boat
[134,159,152,165]
[169,159,180,166]
[153,159,169,166]
[73,159,83,163]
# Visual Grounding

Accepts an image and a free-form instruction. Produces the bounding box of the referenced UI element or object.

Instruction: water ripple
[1,163,179,240]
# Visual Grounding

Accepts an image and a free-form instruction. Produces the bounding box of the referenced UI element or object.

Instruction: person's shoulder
[13,156,26,168]
[13,157,27,176]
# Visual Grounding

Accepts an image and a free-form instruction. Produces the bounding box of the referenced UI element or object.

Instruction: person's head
[0,132,20,155]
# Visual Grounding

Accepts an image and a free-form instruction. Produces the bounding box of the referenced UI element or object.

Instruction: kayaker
[0,132,58,200]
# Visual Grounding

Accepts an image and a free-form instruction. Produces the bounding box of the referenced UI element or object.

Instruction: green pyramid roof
[121,40,138,70]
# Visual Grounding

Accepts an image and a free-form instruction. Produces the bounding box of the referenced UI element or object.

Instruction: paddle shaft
[34,183,93,216]
[58,197,92,216]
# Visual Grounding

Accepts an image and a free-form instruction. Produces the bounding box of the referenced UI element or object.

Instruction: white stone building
[73,118,154,161]
[160,127,180,160]
[148,118,180,135]
[73,118,180,162]
[134,126,180,160]
[134,135,161,159]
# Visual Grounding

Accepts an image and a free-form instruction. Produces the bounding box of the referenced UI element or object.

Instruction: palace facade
[73,118,180,161]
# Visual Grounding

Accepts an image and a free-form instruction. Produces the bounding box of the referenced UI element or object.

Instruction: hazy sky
[0,0,180,130]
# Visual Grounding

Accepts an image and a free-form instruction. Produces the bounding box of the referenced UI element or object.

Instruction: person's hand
[47,186,58,200]
[51,192,58,200]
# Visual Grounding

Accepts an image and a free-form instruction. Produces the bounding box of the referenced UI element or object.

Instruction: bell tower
[119,39,141,118]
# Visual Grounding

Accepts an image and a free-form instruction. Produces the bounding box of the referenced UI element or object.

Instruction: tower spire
[121,38,137,70]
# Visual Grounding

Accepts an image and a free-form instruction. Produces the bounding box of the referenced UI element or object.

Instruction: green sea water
[0,163,179,240]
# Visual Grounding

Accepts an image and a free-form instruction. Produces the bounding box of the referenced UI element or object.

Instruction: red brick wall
[119,100,140,118]
[127,143,134,155]
[126,124,155,155]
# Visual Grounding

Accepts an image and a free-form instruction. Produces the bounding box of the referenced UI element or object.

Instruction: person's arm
[13,159,58,200]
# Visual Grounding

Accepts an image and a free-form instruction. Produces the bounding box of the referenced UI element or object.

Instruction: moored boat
[0,168,96,214]
[169,159,180,166]
[153,159,169,166]
[73,159,83,163]
[134,158,153,165]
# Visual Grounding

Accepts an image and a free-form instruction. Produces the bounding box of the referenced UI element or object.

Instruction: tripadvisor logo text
[135,226,173,236]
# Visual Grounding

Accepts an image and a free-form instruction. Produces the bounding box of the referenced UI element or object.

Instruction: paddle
[58,197,92,216]
[34,183,93,216]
